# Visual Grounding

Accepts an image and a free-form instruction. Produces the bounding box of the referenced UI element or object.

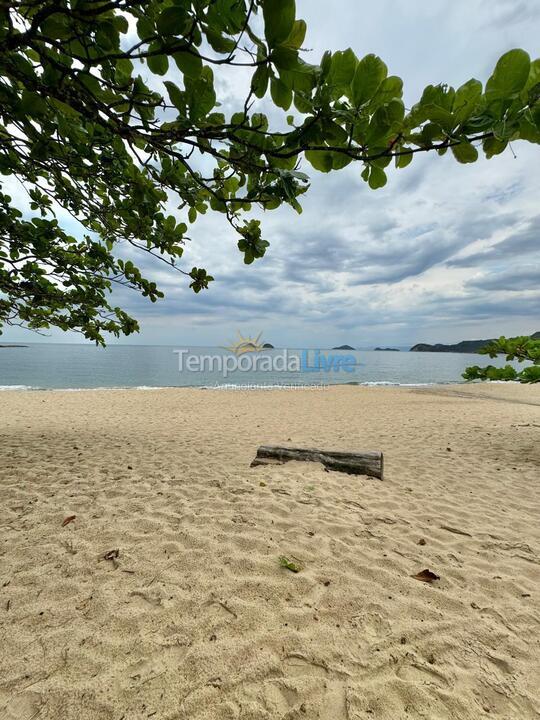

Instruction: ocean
[0,343,523,390]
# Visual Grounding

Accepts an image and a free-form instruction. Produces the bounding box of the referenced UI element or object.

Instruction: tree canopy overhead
[1,0,539,344]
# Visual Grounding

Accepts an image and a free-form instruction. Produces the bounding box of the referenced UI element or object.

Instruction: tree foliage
[0,1,539,343]
[463,335,540,384]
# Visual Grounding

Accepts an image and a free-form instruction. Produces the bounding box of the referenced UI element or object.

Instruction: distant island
[262,343,274,349]
[332,344,355,350]
[374,347,400,351]
[0,344,28,348]
[410,331,540,353]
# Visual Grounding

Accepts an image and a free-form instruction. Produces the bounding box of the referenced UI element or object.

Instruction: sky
[3,0,540,348]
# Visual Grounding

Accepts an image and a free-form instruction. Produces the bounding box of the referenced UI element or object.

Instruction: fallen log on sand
[250,446,383,480]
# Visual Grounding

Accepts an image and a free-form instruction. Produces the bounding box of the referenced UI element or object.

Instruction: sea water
[0,343,524,390]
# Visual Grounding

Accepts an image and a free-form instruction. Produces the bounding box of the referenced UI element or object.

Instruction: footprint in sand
[263,676,349,720]
[394,656,451,688]
[263,681,300,714]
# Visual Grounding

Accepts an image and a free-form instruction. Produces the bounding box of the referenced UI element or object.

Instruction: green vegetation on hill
[410,334,540,353]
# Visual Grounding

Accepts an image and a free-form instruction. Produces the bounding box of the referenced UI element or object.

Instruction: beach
[1,383,539,720]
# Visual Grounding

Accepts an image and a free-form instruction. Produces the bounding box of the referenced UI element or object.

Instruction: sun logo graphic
[224,331,265,356]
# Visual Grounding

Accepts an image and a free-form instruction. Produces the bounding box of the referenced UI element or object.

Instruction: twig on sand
[440,525,472,537]
[204,594,238,618]
[140,670,166,685]
[146,562,174,587]
[216,599,237,618]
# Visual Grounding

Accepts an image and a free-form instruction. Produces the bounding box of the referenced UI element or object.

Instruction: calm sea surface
[0,343,524,390]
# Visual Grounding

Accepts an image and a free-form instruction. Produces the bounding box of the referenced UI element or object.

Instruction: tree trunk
[250,446,383,479]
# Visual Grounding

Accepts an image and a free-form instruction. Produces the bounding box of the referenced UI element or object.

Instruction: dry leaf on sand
[412,568,440,583]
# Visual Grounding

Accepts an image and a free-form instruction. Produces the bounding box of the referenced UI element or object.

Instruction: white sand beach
[1,383,539,719]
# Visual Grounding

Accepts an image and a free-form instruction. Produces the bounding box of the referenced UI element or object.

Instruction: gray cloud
[466,266,540,292]
[483,0,539,28]
[448,216,540,268]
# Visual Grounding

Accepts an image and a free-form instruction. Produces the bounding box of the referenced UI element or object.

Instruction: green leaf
[20,90,48,117]
[115,58,133,84]
[41,15,71,40]
[368,166,387,189]
[272,46,298,70]
[173,49,203,78]
[351,54,387,106]
[147,52,169,76]
[279,556,301,573]
[156,6,188,36]
[453,79,482,124]
[205,28,236,53]
[95,20,118,50]
[251,64,269,98]
[420,122,445,146]
[323,119,348,144]
[409,84,455,126]
[263,0,296,47]
[293,92,312,113]
[137,16,154,40]
[533,103,540,130]
[329,48,357,90]
[320,50,332,80]
[305,150,333,172]
[331,152,352,170]
[279,59,317,93]
[113,14,129,35]
[371,75,403,107]
[451,141,479,164]
[164,81,184,112]
[483,136,508,159]
[486,49,531,101]
[270,77,292,110]
[185,66,216,120]
[525,58,540,93]
[518,116,540,142]
[422,104,454,130]
[284,19,306,49]
[395,152,413,169]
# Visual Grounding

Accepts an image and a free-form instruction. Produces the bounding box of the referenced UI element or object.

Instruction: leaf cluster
[463,335,540,384]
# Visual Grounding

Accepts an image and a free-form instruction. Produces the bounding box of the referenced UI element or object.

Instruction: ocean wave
[200,383,329,390]
[59,385,173,391]
[0,379,478,392]
[357,381,441,387]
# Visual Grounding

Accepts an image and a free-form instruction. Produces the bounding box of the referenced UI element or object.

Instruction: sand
[0,383,539,720]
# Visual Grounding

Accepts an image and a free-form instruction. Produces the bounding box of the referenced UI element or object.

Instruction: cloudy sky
[4,0,540,348]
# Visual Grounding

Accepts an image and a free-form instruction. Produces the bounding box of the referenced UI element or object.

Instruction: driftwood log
[250,446,383,480]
